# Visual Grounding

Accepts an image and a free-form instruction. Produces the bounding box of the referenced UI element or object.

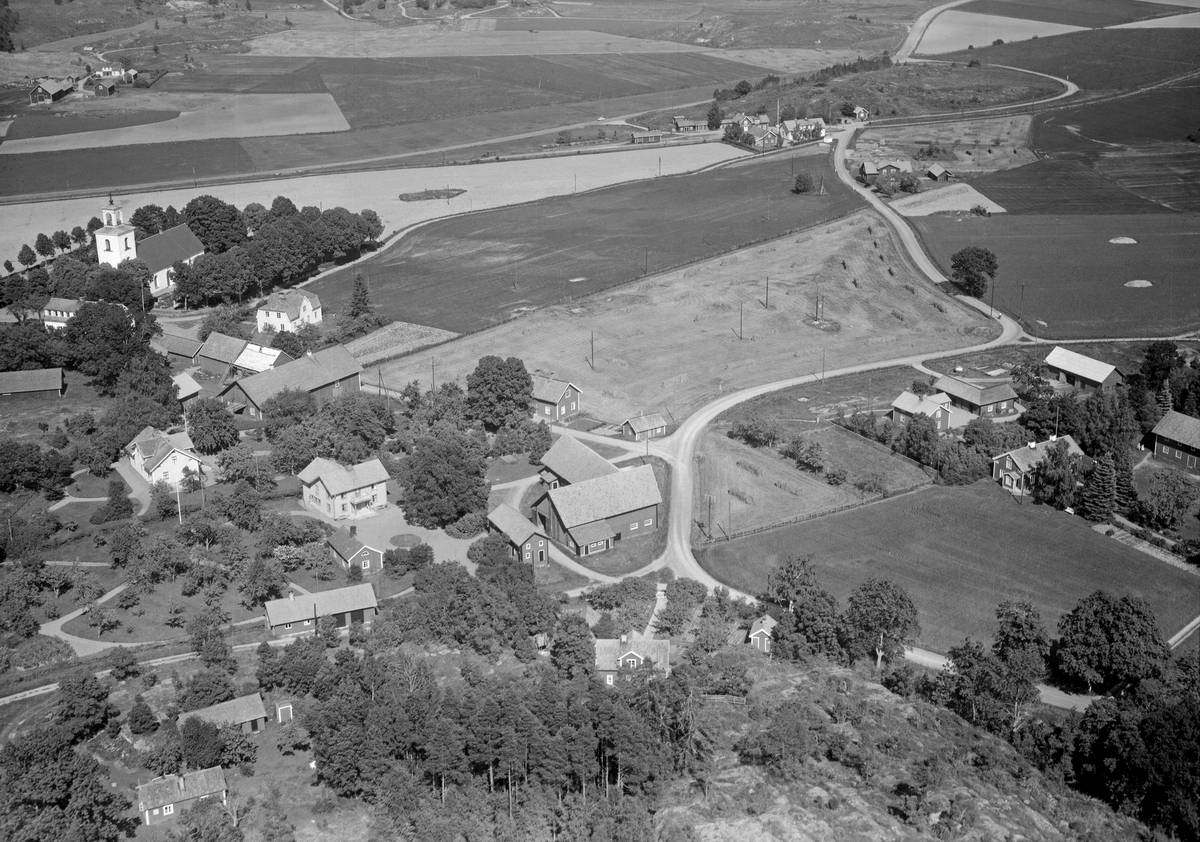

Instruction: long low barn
[0,368,65,399]
[263,583,378,637]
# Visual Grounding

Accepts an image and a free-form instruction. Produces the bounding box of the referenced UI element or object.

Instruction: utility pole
[176,480,182,524]
[822,348,826,382]
[431,358,436,391]
[739,302,743,339]
[989,277,996,318]
[765,274,769,309]
[644,248,649,275]
[590,330,595,370]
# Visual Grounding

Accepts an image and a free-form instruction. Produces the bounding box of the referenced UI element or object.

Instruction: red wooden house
[932,374,1019,418]
[1152,411,1200,473]
[263,583,378,637]
[531,376,581,422]
[488,503,549,565]
[534,464,661,557]
[137,767,227,825]
[594,632,671,686]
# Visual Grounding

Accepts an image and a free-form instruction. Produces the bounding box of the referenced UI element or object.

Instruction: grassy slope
[697,482,1200,653]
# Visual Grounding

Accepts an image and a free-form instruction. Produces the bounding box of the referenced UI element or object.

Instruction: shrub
[445,512,486,539]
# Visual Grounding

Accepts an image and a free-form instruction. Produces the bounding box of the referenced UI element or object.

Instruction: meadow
[1032,85,1200,152]
[955,0,1184,28]
[914,11,1084,55]
[696,482,1200,654]
[369,207,994,424]
[4,110,179,141]
[969,159,1173,214]
[912,213,1200,339]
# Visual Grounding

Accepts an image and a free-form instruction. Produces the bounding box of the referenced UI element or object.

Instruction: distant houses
[993,435,1084,493]
[257,289,322,333]
[218,345,363,419]
[672,116,707,132]
[1151,411,1200,472]
[29,80,69,104]
[534,463,661,558]
[629,131,663,145]
[125,426,203,490]
[263,583,379,637]
[860,160,913,184]
[1044,346,1124,392]
[137,767,226,826]
[0,368,65,400]
[177,693,269,734]
[530,376,581,423]
[594,632,670,685]
[298,456,389,519]
[932,374,1019,418]
[488,503,550,565]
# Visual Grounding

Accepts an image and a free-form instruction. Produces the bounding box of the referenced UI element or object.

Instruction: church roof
[137,224,205,275]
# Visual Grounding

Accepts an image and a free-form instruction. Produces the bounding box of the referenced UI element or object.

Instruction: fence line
[701,694,747,705]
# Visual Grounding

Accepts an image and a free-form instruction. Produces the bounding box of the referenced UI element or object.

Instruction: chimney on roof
[620,634,627,644]
[1028,442,1036,449]
[177,776,185,794]
[1049,434,1057,442]
[350,525,356,537]
[289,591,295,601]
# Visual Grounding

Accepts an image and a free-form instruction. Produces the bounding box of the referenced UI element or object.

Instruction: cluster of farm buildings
[630,107,847,149]
[27,62,139,103]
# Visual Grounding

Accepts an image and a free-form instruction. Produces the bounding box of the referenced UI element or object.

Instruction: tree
[551,614,594,677]
[213,480,262,531]
[70,226,88,248]
[316,615,341,648]
[992,599,1050,684]
[345,272,374,319]
[184,194,245,254]
[1055,590,1170,691]
[51,230,71,254]
[35,232,55,262]
[764,555,840,660]
[219,725,257,769]
[150,479,178,521]
[128,695,158,734]
[360,208,383,246]
[466,355,533,430]
[400,429,488,528]
[1078,453,1115,522]
[899,413,938,466]
[706,101,722,130]
[840,578,920,670]
[793,173,815,194]
[840,101,856,117]
[217,443,274,489]
[86,602,121,637]
[1030,439,1082,509]
[56,674,116,740]
[179,668,235,711]
[1133,470,1199,532]
[17,244,37,269]
[949,246,998,298]
[106,647,140,680]
[187,398,240,454]
[62,302,143,394]
[180,716,225,769]
[239,557,285,609]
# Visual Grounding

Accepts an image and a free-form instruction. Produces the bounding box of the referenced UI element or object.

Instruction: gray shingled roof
[1045,346,1120,385]
[488,503,544,547]
[594,633,671,674]
[260,289,321,321]
[1153,411,1200,451]
[42,297,81,313]
[263,583,378,627]
[155,332,203,358]
[749,614,777,638]
[221,345,362,410]
[177,693,267,729]
[933,374,1017,408]
[891,390,949,417]
[623,413,668,434]
[129,427,197,473]
[138,767,226,811]
[137,224,205,275]
[0,368,63,394]
[539,435,617,485]
[531,376,576,404]
[173,373,201,401]
[995,435,1084,473]
[199,332,248,365]
[547,464,661,528]
[327,526,380,561]
[297,457,389,496]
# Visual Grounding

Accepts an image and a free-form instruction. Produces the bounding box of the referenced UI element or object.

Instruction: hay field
[1112,9,1200,24]
[371,209,992,423]
[656,47,863,73]
[915,11,1086,54]
[957,0,1184,27]
[0,93,349,154]
[889,183,1006,215]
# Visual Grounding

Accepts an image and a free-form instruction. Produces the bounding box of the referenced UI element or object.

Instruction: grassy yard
[921,341,1181,380]
[535,561,591,595]
[569,457,671,578]
[697,482,1200,654]
[485,453,541,486]
[1133,458,1200,544]
[0,375,103,443]
[67,471,126,499]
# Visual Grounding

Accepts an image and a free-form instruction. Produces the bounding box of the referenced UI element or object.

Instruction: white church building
[95,199,205,300]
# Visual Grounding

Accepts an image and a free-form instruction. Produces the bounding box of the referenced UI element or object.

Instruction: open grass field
[1033,84,1200,152]
[721,364,923,429]
[956,0,1184,28]
[8,0,156,48]
[968,158,1174,214]
[932,29,1200,89]
[0,375,103,444]
[1114,8,1200,24]
[3,110,180,141]
[912,213,1200,339]
[313,150,861,334]
[914,11,1085,55]
[1094,149,1200,213]
[370,207,995,423]
[696,482,1200,653]
[889,183,1007,216]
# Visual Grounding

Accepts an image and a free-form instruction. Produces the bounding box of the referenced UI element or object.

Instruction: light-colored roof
[154,332,203,358]
[34,81,66,96]
[297,457,389,496]
[42,297,81,313]
[129,426,197,473]
[0,368,63,394]
[172,372,202,401]
[1044,346,1120,385]
[531,376,577,404]
[623,413,668,434]
[539,435,618,485]
[260,289,321,321]
[138,767,226,811]
[137,224,205,275]
[995,435,1084,473]
[221,345,362,410]
[927,163,950,177]
[1152,411,1200,451]
[178,693,267,730]
[932,374,1017,408]
[860,162,879,174]
[749,614,777,638]
[233,342,288,374]
[891,390,949,417]
[199,331,248,365]
[594,632,671,674]
[567,518,616,547]
[488,503,544,547]
[327,526,380,561]
[878,159,913,173]
[547,463,661,528]
[263,583,378,627]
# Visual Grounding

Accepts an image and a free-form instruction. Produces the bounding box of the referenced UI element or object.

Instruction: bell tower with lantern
[95,195,137,268]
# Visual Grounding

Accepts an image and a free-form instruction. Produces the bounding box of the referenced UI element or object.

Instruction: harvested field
[890,183,1006,216]
[914,11,1085,55]
[370,209,993,423]
[856,116,1037,175]
[0,93,349,154]
[1033,85,1200,152]
[1113,9,1200,24]
[912,213,1200,339]
[3,110,179,141]
[347,322,460,367]
[969,158,1172,214]
[1094,149,1200,213]
[316,150,862,334]
[932,29,1200,89]
[707,48,867,74]
[956,0,1183,28]
[697,482,1200,654]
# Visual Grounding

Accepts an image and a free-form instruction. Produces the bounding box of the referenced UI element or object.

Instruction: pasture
[969,159,1172,214]
[4,110,179,141]
[1033,85,1200,152]
[369,207,993,424]
[912,213,1200,339]
[1114,8,1200,24]
[955,0,1184,28]
[932,29,1200,89]
[913,11,1084,55]
[1095,149,1200,213]
[696,482,1200,654]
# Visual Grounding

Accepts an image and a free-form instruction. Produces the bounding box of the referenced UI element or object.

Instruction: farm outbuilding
[534,464,661,558]
[263,583,379,638]
[196,332,248,378]
[932,374,1019,418]
[747,614,777,653]
[672,116,706,132]
[859,162,879,184]
[621,412,668,441]
[153,331,203,366]
[219,345,363,419]
[93,80,116,96]
[1151,411,1200,473]
[0,368,65,399]
[177,693,269,735]
[538,434,616,489]
[488,503,549,565]
[1044,346,1124,392]
[630,131,663,145]
[172,373,202,409]
[327,524,384,571]
[29,81,68,104]
[926,163,953,181]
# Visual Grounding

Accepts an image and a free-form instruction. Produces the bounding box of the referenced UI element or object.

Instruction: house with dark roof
[594,632,670,686]
[197,332,248,378]
[231,342,293,378]
[747,614,777,653]
[932,374,1019,418]
[173,372,202,409]
[992,435,1084,493]
[672,116,707,132]
[488,503,549,565]
[125,426,203,490]
[256,290,322,334]
[298,456,389,519]
[531,376,581,422]
[263,583,379,637]
[39,297,82,330]
[926,163,953,181]
[137,224,206,298]
[327,524,384,572]
[621,412,668,441]
[218,345,362,419]
[153,331,203,366]
[851,105,870,121]
[1152,411,1200,473]
[538,435,617,489]
[137,767,226,826]
[93,79,116,96]
[877,159,913,179]
[0,368,65,400]
[890,390,951,433]
[533,464,661,557]
[177,693,269,734]
[1044,346,1124,392]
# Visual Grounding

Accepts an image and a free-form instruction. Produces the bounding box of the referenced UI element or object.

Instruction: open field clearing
[914,11,1085,55]
[8,0,158,48]
[315,150,861,333]
[969,158,1173,214]
[890,183,1007,215]
[0,143,743,275]
[1094,150,1200,213]
[933,29,1200,89]
[857,115,1037,174]
[370,207,994,423]
[347,321,459,366]
[1112,9,1200,24]
[912,213,1200,339]
[0,93,349,154]
[706,47,867,73]
[4,110,180,141]
[0,50,87,83]
[920,340,1183,381]
[247,25,711,56]
[1033,85,1200,152]
[697,482,1200,654]
[956,0,1183,28]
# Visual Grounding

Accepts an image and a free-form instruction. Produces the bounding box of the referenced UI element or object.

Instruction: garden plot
[856,115,1038,175]
[914,10,1086,55]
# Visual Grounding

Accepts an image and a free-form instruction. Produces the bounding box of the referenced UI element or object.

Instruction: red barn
[534,464,661,557]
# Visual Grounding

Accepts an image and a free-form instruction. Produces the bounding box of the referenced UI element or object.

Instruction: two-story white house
[297,456,389,520]
[125,426,205,490]
[256,290,323,333]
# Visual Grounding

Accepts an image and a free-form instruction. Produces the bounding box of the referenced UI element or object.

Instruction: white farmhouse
[257,290,322,333]
[125,426,204,490]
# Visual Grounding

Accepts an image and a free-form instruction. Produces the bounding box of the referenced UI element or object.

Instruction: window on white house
[626,658,638,668]
[163,805,174,815]
[303,619,312,625]
[361,559,369,569]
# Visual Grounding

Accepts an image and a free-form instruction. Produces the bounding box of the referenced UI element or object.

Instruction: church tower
[95,196,137,268]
